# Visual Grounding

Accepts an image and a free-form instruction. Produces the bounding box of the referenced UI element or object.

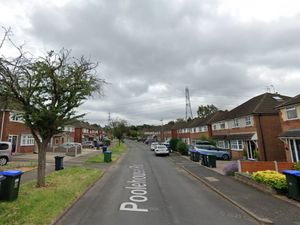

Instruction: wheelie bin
[282,170,300,201]
[194,151,200,162]
[104,150,112,163]
[0,170,23,201]
[54,155,64,171]
[207,154,217,168]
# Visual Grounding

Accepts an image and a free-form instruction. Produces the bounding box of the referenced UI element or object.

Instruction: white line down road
[120,164,149,212]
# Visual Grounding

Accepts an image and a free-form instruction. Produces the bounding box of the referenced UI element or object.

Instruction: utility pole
[160,119,164,142]
[108,112,111,127]
[185,87,193,120]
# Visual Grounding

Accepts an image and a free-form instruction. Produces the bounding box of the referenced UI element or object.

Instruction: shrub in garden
[294,161,300,170]
[102,139,111,146]
[169,138,179,151]
[252,170,287,191]
[176,141,189,155]
[223,162,238,176]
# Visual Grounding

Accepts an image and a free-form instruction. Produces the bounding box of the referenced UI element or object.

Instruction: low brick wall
[238,160,295,173]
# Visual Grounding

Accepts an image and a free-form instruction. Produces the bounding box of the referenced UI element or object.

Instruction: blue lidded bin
[0,170,23,201]
[282,170,300,201]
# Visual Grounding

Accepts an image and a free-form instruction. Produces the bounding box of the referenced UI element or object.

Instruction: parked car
[82,141,94,148]
[195,145,231,160]
[154,145,169,156]
[150,142,159,151]
[0,141,12,166]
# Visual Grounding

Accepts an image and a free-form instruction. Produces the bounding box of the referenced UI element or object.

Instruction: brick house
[277,94,300,162]
[173,121,191,144]
[0,108,36,153]
[211,93,290,160]
[161,122,175,142]
[189,111,228,144]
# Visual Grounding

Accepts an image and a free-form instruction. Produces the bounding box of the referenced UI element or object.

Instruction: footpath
[170,153,300,225]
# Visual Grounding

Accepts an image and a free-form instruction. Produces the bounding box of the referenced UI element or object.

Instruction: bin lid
[1,170,23,177]
[55,155,65,158]
[105,150,112,153]
[282,170,300,176]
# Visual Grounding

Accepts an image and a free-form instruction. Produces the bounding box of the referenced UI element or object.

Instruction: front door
[247,140,256,159]
[8,135,18,153]
[290,139,300,162]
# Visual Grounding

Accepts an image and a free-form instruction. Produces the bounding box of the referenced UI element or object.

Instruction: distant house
[211,93,290,160]
[189,111,228,144]
[277,94,300,162]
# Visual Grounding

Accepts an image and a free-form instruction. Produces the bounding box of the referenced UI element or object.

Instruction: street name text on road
[120,164,149,212]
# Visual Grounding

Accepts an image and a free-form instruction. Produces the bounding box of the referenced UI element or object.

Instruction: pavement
[170,153,300,225]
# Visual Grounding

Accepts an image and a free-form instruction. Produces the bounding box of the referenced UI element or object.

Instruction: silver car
[0,141,12,166]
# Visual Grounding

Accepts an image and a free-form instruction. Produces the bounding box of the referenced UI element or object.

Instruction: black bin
[194,152,200,162]
[282,170,300,201]
[201,154,208,166]
[0,170,23,201]
[207,154,217,168]
[54,156,64,171]
[0,175,6,195]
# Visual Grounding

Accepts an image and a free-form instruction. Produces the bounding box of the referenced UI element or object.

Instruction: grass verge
[86,142,127,163]
[0,167,103,225]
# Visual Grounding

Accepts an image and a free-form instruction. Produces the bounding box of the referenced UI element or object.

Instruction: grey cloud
[16,0,300,125]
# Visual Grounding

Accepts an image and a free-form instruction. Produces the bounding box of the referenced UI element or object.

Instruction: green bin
[207,154,216,168]
[190,150,195,161]
[194,152,200,162]
[282,170,300,201]
[104,150,112,163]
[0,170,23,201]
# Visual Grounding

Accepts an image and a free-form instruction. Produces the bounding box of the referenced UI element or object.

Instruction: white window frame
[230,140,243,151]
[21,134,35,146]
[233,119,239,128]
[9,112,24,123]
[220,123,225,129]
[286,106,298,120]
[245,116,252,126]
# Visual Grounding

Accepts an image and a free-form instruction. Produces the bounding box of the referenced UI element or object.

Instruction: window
[233,119,239,128]
[9,112,24,123]
[217,140,225,148]
[245,116,252,126]
[230,140,243,150]
[21,135,35,146]
[0,143,9,150]
[213,124,217,130]
[220,123,225,129]
[286,106,298,120]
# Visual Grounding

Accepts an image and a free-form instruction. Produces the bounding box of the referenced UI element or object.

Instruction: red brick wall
[190,132,210,140]
[1,111,34,153]
[228,126,256,134]
[279,110,300,131]
[254,115,286,161]
[171,129,177,139]
[240,161,295,173]
[74,128,83,143]
[231,150,243,160]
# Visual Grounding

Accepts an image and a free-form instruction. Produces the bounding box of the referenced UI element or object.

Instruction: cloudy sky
[1,0,300,126]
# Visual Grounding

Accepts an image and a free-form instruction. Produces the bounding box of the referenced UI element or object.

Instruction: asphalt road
[56,140,257,225]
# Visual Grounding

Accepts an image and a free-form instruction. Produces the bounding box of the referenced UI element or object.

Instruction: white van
[0,142,12,166]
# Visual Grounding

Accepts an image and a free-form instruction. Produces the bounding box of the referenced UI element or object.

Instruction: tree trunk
[36,140,48,187]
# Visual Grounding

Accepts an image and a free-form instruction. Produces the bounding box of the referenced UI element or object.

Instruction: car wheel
[0,157,8,166]
[222,154,230,160]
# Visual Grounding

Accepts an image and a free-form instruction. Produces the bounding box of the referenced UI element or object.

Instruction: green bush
[252,170,287,191]
[102,139,111,146]
[294,162,300,170]
[176,141,188,156]
[169,138,179,151]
